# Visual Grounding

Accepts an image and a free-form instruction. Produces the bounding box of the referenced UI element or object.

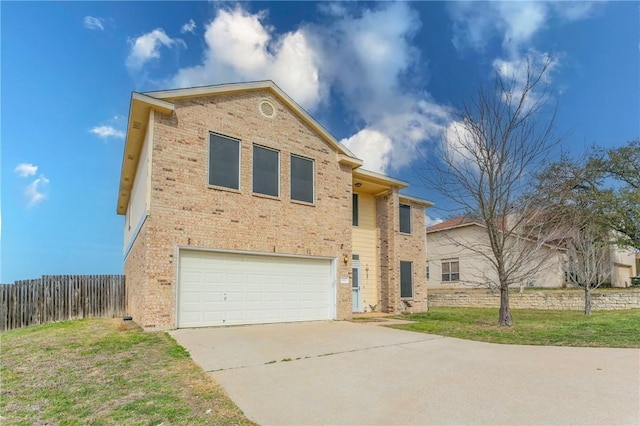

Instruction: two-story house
[117,81,431,329]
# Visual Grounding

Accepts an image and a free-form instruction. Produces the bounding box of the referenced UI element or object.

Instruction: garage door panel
[178,251,333,328]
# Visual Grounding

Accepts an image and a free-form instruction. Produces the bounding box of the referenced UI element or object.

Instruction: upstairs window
[290,155,314,203]
[253,145,279,197]
[399,204,411,234]
[442,259,460,282]
[400,261,413,298]
[209,133,240,190]
[352,194,359,226]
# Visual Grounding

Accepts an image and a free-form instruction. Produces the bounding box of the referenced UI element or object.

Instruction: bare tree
[420,56,564,326]
[563,221,611,314]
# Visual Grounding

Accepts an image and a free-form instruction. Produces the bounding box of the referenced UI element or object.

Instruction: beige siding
[352,193,378,311]
[427,225,564,289]
[123,111,153,255]
[609,245,636,287]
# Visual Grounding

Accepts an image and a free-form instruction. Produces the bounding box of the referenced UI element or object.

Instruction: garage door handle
[224,293,227,301]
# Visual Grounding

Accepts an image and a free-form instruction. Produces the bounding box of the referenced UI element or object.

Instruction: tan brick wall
[124,218,149,324]
[396,198,428,313]
[376,190,428,314]
[127,90,353,329]
[376,193,394,312]
[428,289,640,310]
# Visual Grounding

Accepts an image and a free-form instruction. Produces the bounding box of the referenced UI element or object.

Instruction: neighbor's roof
[426,216,484,233]
[117,80,363,215]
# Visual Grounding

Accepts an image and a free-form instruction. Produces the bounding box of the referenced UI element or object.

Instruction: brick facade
[120,83,429,329]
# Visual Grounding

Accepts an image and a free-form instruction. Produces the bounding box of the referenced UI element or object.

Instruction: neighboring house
[117,81,430,330]
[609,245,637,287]
[426,217,637,289]
[426,217,565,289]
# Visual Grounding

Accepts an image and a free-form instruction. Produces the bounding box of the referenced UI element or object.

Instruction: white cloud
[180,19,197,34]
[167,3,451,174]
[126,29,184,71]
[83,16,104,31]
[25,175,49,207]
[552,1,601,21]
[341,129,392,174]
[313,2,450,172]
[449,1,598,56]
[170,7,322,110]
[90,125,125,139]
[426,214,444,228]
[493,50,559,109]
[14,163,38,177]
[443,119,480,169]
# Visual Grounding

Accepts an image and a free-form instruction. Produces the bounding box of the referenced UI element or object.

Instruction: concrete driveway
[170,321,640,425]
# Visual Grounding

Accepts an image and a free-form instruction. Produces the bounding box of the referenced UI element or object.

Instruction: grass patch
[396,308,640,348]
[0,318,255,425]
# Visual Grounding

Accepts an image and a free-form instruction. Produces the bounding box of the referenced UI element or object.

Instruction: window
[442,259,460,282]
[400,261,413,298]
[399,204,411,233]
[253,145,279,197]
[352,194,359,226]
[290,155,314,203]
[209,133,240,190]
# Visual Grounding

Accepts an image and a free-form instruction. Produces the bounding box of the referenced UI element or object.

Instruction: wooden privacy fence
[0,275,126,332]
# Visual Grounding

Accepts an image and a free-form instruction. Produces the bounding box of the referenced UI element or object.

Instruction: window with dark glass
[290,155,314,203]
[399,204,411,233]
[209,133,240,190]
[400,261,413,298]
[442,259,460,282]
[352,194,359,226]
[253,145,279,197]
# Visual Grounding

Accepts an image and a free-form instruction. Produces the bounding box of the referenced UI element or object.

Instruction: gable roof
[426,216,484,233]
[117,80,363,215]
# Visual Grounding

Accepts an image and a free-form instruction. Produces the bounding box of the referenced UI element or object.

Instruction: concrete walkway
[170,321,640,425]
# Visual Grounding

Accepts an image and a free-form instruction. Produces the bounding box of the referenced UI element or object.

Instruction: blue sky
[2,1,638,282]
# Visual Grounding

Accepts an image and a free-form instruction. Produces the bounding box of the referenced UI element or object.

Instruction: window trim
[399,204,412,234]
[441,259,460,282]
[290,154,315,204]
[252,144,280,198]
[208,132,241,191]
[400,260,413,299]
[352,193,359,226]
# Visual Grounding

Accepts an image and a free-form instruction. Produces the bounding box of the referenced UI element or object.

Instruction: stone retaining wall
[427,290,640,311]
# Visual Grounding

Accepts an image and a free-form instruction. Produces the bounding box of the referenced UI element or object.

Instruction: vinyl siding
[123,110,153,255]
[352,193,379,311]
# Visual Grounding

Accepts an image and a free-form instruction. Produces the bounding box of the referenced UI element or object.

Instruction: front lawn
[396,308,640,348]
[0,318,254,425]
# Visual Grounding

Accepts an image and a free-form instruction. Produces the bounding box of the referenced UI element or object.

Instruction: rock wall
[427,290,640,311]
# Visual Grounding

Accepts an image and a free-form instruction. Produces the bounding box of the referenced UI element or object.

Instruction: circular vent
[259,100,276,118]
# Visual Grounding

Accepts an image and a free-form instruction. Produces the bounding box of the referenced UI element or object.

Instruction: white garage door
[178,250,334,328]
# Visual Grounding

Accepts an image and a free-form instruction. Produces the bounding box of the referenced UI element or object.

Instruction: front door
[352,265,362,312]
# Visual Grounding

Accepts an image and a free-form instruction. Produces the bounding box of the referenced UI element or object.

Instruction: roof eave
[116,93,175,215]
[399,194,434,207]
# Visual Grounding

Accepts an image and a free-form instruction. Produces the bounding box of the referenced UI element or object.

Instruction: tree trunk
[498,286,513,326]
[584,286,592,315]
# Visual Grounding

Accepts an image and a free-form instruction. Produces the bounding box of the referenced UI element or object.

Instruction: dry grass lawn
[0,318,255,425]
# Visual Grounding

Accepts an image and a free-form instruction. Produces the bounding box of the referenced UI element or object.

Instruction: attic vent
[132,121,143,130]
[259,100,276,118]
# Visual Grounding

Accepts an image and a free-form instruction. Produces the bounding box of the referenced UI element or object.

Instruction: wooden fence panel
[0,275,126,331]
